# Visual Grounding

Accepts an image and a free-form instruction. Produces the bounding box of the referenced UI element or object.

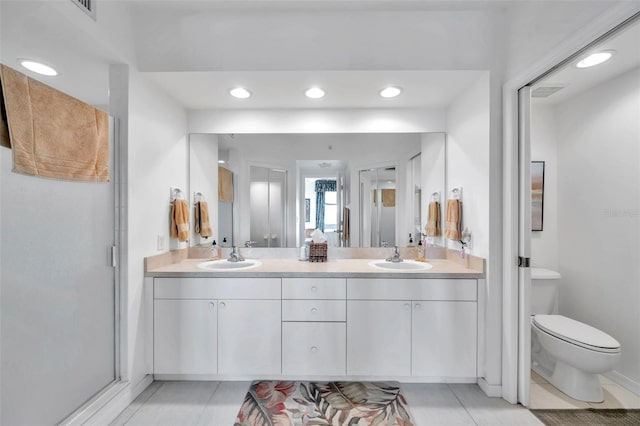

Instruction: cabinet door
[412,301,477,378]
[347,300,411,376]
[282,322,346,376]
[154,299,217,375]
[218,300,281,375]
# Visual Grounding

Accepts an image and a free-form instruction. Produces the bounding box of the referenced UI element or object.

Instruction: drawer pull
[311,286,318,293]
[404,303,411,310]
[209,302,215,308]
[311,307,318,314]
[219,302,226,308]
[310,346,318,353]
[415,303,422,309]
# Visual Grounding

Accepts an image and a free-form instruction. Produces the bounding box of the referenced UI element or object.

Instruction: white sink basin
[368,259,433,271]
[198,259,262,271]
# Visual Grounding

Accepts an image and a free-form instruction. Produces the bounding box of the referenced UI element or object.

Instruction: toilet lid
[533,315,620,353]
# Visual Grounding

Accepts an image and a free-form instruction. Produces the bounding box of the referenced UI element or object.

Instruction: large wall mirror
[188,132,446,248]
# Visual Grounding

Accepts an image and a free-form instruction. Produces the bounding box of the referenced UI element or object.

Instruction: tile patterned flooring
[529,370,640,410]
[110,381,544,426]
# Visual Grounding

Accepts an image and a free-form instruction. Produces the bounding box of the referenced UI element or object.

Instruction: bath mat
[234,381,414,426]
[531,408,640,425]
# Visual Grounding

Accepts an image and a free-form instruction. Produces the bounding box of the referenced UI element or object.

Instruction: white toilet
[531,268,621,402]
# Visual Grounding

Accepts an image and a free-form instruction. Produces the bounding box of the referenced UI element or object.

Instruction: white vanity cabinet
[152,277,281,378]
[281,278,347,376]
[347,278,478,380]
[154,299,217,375]
[347,300,412,376]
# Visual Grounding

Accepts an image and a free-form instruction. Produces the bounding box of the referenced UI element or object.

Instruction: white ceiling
[146,70,485,109]
[533,21,640,105]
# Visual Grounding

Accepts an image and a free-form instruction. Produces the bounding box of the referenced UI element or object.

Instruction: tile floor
[110,381,545,426]
[529,370,640,410]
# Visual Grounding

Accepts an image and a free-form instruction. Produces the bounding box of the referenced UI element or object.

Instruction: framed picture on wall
[531,161,545,231]
[305,198,310,222]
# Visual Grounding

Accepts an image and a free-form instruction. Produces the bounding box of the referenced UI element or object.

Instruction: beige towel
[218,166,234,202]
[342,207,350,242]
[444,199,461,240]
[171,199,190,242]
[425,201,441,237]
[381,189,396,207]
[195,201,212,238]
[0,64,109,182]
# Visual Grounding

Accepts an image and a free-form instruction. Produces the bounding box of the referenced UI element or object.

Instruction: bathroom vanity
[145,253,485,383]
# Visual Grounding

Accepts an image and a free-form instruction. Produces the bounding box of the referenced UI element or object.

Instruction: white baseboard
[477,377,502,397]
[606,370,640,396]
[62,375,153,426]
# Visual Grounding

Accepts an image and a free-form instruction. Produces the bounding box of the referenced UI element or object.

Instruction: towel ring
[194,192,204,204]
[450,187,462,200]
[171,187,184,201]
[431,191,440,202]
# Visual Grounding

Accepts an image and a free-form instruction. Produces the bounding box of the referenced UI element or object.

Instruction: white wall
[554,67,640,388]
[126,71,188,387]
[446,74,491,258]
[188,108,446,134]
[531,104,559,270]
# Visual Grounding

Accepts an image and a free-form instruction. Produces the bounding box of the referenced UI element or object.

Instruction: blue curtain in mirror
[315,180,336,232]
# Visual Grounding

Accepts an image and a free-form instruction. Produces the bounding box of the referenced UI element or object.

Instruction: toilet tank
[531,268,562,315]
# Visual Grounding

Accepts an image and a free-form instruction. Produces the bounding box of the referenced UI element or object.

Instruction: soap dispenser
[408,233,414,247]
[416,239,425,261]
[210,240,220,259]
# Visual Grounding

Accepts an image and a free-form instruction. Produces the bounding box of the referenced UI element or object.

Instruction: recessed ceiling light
[576,50,616,68]
[305,87,325,99]
[229,87,251,99]
[18,59,57,76]
[218,160,226,164]
[380,86,403,98]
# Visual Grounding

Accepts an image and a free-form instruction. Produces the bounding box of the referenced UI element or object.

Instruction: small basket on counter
[308,242,328,262]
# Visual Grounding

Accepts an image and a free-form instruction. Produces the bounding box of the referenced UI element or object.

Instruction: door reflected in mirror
[359,167,396,247]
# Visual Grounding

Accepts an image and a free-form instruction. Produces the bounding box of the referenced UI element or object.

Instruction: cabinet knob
[311,307,318,314]
[311,286,318,292]
[415,303,422,309]
[310,346,318,353]
[219,302,226,308]
[209,302,215,308]
[404,303,411,309]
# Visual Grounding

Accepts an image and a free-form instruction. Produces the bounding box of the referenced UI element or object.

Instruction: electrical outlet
[157,235,165,251]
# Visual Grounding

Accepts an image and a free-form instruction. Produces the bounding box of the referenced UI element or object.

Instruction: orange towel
[0,64,109,182]
[171,199,190,242]
[342,207,350,242]
[425,201,441,237]
[444,199,461,240]
[381,189,396,207]
[195,201,212,238]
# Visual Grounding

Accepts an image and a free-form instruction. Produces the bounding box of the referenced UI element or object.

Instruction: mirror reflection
[188,133,446,248]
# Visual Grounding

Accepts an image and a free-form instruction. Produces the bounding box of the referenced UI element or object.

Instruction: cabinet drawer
[282,278,346,299]
[282,300,346,322]
[154,277,281,299]
[347,278,476,301]
[282,322,346,376]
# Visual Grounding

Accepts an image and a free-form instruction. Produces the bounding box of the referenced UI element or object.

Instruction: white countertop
[145,257,484,279]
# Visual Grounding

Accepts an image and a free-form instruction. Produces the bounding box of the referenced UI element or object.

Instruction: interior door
[518,87,533,406]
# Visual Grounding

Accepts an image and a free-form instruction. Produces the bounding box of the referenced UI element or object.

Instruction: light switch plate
[157,235,165,251]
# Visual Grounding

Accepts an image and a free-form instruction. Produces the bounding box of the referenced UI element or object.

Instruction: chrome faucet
[385,246,403,263]
[228,246,245,262]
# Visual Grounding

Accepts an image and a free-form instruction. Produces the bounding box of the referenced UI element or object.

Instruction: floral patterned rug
[234,381,414,426]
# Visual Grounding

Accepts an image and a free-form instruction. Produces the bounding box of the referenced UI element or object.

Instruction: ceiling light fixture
[305,87,325,99]
[218,160,226,164]
[379,86,402,98]
[229,87,251,99]
[18,59,57,76]
[576,50,616,68]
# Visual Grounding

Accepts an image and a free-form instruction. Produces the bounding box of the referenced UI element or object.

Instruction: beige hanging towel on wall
[444,199,461,240]
[218,166,234,202]
[195,201,213,238]
[0,64,109,182]
[425,201,441,237]
[171,199,190,242]
[381,188,396,207]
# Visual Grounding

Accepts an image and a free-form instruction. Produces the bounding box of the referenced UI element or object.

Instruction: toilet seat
[533,315,620,353]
